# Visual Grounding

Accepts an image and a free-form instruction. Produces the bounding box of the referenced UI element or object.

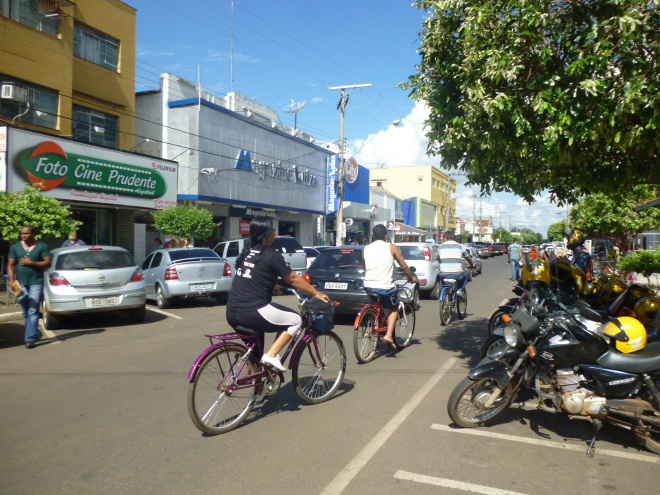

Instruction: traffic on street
[1,256,657,495]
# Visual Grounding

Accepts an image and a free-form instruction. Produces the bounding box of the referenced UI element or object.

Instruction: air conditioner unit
[1,83,28,102]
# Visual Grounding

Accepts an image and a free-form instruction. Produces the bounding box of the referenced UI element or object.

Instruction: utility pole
[329,82,371,245]
[479,196,483,242]
[472,194,476,242]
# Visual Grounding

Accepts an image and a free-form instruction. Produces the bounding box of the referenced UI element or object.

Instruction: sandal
[383,338,397,352]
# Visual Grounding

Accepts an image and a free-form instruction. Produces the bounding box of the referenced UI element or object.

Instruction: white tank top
[363,240,394,289]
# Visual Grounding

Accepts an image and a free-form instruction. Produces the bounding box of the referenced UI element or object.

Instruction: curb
[0,311,23,323]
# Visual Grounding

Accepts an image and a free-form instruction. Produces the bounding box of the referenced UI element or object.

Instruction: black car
[302,246,419,315]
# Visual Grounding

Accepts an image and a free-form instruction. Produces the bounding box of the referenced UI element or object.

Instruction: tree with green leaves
[402,0,660,204]
[152,202,217,243]
[493,227,512,243]
[0,184,80,240]
[569,186,660,252]
[547,220,567,241]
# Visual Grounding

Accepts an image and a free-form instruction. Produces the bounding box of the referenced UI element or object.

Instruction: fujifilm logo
[608,377,636,386]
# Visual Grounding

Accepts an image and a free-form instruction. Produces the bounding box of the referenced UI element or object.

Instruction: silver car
[396,242,442,300]
[141,247,232,309]
[43,246,147,330]
[465,246,483,279]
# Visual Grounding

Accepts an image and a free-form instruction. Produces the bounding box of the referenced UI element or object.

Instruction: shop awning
[393,222,429,237]
[634,198,660,212]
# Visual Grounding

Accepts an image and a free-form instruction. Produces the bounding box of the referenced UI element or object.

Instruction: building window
[73,22,119,71]
[0,0,59,36]
[0,75,58,128]
[72,104,118,148]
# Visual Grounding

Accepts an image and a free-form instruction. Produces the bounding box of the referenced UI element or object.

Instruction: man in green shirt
[7,225,52,349]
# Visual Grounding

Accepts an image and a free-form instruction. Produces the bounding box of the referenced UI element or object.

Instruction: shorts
[364,286,399,309]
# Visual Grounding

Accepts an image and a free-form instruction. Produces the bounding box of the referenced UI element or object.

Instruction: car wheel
[429,278,441,300]
[128,305,146,323]
[214,292,228,305]
[156,285,171,309]
[43,305,60,331]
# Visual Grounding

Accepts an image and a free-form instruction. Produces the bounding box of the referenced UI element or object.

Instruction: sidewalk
[0,287,23,322]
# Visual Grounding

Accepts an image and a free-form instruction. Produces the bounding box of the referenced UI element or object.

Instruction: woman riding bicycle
[226,216,330,372]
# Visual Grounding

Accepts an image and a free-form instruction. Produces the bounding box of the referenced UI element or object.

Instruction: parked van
[214,235,307,277]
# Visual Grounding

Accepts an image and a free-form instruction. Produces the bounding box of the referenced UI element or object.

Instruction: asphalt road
[1,255,658,495]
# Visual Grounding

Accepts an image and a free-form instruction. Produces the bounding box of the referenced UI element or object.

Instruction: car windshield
[398,246,429,260]
[168,248,220,261]
[55,250,135,270]
[312,249,363,269]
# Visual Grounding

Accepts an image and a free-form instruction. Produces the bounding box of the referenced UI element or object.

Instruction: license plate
[91,297,116,307]
[325,282,348,290]
[191,283,213,291]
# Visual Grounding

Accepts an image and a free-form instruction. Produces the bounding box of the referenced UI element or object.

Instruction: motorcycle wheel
[447,376,516,428]
[488,308,510,335]
[632,392,660,455]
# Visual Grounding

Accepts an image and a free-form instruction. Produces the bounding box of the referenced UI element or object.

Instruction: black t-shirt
[226,246,292,312]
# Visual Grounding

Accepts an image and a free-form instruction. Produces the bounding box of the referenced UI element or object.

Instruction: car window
[213,242,226,257]
[312,249,362,269]
[168,248,220,261]
[398,246,428,260]
[304,247,319,257]
[151,252,164,268]
[271,237,304,254]
[56,250,135,270]
[142,253,154,270]
[226,241,240,257]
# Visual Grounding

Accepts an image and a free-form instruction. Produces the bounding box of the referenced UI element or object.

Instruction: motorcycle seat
[596,342,660,374]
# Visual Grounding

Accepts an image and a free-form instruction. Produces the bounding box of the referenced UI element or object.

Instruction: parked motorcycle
[448,288,660,456]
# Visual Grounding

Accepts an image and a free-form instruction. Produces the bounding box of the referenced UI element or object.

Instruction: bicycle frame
[353,284,412,329]
[187,321,320,383]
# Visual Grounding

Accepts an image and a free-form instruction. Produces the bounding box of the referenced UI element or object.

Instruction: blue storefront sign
[326,154,337,214]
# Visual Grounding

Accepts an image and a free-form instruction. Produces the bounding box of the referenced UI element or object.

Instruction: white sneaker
[260,354,286,372]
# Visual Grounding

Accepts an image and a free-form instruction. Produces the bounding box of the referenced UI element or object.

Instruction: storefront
[1,126,178,258]
[135,74,332,249]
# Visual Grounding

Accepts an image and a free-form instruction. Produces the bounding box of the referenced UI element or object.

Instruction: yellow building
[0,0,136,150]
[370,165,457,232]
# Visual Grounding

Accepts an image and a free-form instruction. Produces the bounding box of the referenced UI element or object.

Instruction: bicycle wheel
[457,288,468,319]
[353,307,380,363]
[394,302,415,348]
[439,290,452,326]
[293,331,346,404]
[187,345,258,435]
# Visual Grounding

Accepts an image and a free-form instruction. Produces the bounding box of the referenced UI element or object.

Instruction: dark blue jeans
[19,284,43,343]
[439,272,468,292]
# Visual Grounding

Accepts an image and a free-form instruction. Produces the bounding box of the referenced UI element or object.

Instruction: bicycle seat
[367,293,383,303]
[234,325,260,335]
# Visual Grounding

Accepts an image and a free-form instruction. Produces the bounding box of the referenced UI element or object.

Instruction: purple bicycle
[187,292,346,435]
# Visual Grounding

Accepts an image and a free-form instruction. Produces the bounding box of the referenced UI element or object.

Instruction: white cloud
[311,97,324,104]
[348,101,567,236]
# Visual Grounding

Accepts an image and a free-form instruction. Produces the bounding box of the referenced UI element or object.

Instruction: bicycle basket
[303,298,335,333]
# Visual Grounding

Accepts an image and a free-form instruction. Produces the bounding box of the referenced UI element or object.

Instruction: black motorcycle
[447,290,660,456]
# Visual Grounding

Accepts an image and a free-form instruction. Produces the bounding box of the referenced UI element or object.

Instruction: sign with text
[7,128,178,209]
[326,154,337,214]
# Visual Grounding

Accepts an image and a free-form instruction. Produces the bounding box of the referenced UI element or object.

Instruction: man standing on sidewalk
[507,238,522,281]
[7,225,51,349]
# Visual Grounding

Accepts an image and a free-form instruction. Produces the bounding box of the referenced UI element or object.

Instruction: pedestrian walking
[507,238,522,281]
[7,225,52,349]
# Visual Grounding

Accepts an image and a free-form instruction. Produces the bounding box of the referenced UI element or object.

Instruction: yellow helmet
[602,316,647,353]
[522,258,551,289]
[596,273,618,292]
[581,281,596,296]
[549,257,574,286]
[628,284,654,302]
[571,266,586,294]
[634,296,660,327]
[599,279,627,305]
[565,229,585,250]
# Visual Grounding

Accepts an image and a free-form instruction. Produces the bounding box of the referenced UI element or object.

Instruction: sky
[128,0,568,237]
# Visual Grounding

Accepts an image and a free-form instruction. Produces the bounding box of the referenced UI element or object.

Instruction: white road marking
[38,320,60,344]
[498,299,510,306]
[431,424,660,463]
[394,470,529,495]
[319,357,458,495]
[146,307,183,319]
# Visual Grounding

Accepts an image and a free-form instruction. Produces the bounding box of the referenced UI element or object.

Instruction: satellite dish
[282,100,307,129]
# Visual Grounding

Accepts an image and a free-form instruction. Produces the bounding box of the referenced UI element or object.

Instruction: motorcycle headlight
[503,324,522,347]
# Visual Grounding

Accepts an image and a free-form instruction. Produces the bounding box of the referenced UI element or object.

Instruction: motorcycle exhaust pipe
[596,405,660,427]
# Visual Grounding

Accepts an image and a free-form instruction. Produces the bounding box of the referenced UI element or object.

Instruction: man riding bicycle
[362,224,414,351]
[437,233,474,293]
